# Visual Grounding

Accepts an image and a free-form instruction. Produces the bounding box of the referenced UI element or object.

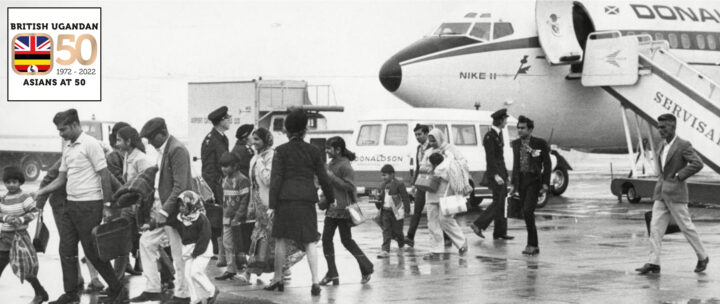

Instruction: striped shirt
[1,191,37,231]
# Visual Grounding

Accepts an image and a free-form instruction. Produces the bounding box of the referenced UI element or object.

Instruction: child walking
[376,164,411,258]
[1,166,48,303]
[177,190,220,304]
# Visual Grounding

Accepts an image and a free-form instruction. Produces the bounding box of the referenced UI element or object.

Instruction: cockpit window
[433,23,471,36]
[470,22,491,41]
[493,22,514,39]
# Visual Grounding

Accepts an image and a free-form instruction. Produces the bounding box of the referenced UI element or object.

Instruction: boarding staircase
[577,31,720,175]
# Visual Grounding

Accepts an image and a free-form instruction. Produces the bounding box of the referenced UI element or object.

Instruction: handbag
[346,203,366,226]
[439,185,467,216]
[33,215,50,253]
[414,173,440,192]
[10,231,39,283]
[505,194,523,219]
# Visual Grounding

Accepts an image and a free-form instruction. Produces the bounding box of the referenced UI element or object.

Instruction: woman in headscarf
[265,110,335,296]
[246,128,305,280]
[418,128,468,259]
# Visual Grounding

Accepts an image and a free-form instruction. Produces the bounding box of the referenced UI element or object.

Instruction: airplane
[379,0,720,156]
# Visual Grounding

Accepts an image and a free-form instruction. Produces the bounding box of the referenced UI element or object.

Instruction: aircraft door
[536,0,583,65]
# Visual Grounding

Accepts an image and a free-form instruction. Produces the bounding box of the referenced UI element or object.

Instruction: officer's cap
[490,108,509,120]
[235,124,254,140]
[208,106,230,125]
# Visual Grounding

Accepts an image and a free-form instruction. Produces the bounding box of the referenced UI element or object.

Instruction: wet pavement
[2,163,720,303]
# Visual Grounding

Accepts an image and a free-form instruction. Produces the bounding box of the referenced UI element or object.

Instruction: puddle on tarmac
[538,225,569,231]
[659,298,720,304]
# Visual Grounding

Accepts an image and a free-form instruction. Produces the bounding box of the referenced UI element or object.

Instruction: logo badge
[12,33,53,75]
[605,6,619,15]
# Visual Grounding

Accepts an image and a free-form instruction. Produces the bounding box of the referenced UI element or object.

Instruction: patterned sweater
[0,191,37,231]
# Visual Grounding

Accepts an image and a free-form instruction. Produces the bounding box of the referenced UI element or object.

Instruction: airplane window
[357,124,381,146]
[708,34,717,50]
[478,125,491,139]
[452,125,477,146]
[470,22,491,41]
[493,22,514,40]
[654,33,664,41]
[385,124,408,146]
[696,34,706,49]
[668,33,678,48]
[433,23,472,36]
[681,33,691,49]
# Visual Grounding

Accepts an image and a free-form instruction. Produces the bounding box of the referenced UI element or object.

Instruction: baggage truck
[187,79,344,175]
[0,119,115,181]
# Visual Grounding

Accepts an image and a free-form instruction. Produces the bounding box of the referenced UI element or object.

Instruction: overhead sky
[1,0,480,139]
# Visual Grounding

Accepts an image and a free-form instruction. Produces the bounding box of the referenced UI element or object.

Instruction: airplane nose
[379,57,401,92]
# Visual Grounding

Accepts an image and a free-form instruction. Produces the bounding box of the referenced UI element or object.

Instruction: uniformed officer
[202,106,231,205]
[470,108,514,240]
[231,124,254,178]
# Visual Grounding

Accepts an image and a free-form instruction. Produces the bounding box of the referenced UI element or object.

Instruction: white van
[349,108,520,207]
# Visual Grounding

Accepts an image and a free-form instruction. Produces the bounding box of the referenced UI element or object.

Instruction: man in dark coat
[509,115,551,255]
[471,108,513,240]
[201,106,230,205]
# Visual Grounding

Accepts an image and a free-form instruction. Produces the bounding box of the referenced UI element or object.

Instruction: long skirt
[247,199,304,274]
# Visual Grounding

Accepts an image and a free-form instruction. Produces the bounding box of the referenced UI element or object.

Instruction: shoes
[470,224,485,238]
[695,257,710,273]
[311,283,321,296]
[164,296,190,304]
[522,246,540,256]
[361,273,372,284]
[211,255,218,260]
[207,287,220,304]
[319,275,339,286]
[129,291,162,302]
[404,237,415,248]
[635,263,661,274]
[48,293,80,304]
[29,294,46,304]
[214,272,237,281]
[458,246,468,256]
[35,287,49,302]
[84,280,105,293]
[215,260,228,267]
[377,251,390,259]
[264,280,284,292]
[494,235,515,240]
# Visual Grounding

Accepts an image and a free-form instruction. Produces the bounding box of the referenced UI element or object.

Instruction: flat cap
[284,110,308,133]
[140,117,167,139]
[490,108,509,120]
[208,106,229,124]
[235,124,254,140]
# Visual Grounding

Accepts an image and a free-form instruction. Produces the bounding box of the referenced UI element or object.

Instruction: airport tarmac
[2,154,720,304]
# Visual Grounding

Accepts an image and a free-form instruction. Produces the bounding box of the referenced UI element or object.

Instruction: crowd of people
[0,106,709,303]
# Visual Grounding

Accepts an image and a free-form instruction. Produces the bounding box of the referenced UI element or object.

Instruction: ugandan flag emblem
[12,33,53,75]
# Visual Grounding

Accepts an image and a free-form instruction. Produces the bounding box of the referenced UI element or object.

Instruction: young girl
[1,166,47,303]
[177,190,219,304]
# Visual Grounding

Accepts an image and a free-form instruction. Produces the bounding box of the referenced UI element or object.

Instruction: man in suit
[470,109,513,240]
[636,113,708,275]
[509,116,551,255]
[132,118,193,304]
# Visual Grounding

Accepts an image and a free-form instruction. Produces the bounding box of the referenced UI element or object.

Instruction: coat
[200,128,228,187]
[158,135,193,226]
[377,178,411,213]
[269,137,334,209]
[510,136,552,189]
[249,148,274,208]
[483,127,508,182]
[653,136,703,203]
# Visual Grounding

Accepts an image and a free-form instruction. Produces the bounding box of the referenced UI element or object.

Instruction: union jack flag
[12,34,53,74]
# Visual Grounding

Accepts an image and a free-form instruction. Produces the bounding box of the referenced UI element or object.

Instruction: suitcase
[92,218,133,262]
[414,174,440,192]
[505,194,523,219]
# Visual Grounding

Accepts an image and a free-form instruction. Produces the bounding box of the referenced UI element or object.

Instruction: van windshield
[385,124,408,146]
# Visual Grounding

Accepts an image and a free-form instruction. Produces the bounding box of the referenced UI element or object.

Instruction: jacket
[158,135,193,226]
[178,213,212,258]
[653,136,703,203]
[377,178,411,213]
[222,170,253,224]
[510,136,552,189]
[269,137,334,209]
[323,156,357,219]
[249,148,273,207]
[201,128,228,186]
[483,127,508,182]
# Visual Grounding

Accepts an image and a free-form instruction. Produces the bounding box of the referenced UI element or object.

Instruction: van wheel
[537,191,550,208]
[550,167,569,195]
[22,157,41,181]
[626,186,641,204]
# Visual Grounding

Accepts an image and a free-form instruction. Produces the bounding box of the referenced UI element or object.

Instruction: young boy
[1,166,47,303]
[376,164,411,258]
[176,190,219,304]
[215,152,253,284]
